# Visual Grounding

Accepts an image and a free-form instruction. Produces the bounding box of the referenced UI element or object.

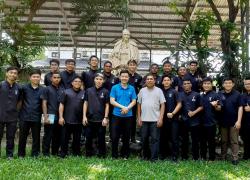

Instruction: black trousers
[200,125,216,160]
[130,105,137,142]
[242,124,250,159]
[111,115,132,158]
[190,125,201,160]
[18,121,41,157]
[179,120,189,159]
[60,123,81,157]
[85,121,106,157]
[160,118,180,159]
[42,122,61,156]
[108,105,114,140]
[0,122,17,157]
[141,122,160,161]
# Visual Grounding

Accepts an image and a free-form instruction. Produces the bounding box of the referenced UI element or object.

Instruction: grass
[0,155,249,179]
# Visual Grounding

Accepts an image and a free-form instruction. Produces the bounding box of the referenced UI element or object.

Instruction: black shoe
[172,156,178,162]
[131,137,136,143]
[181,156,188,160]
[232,160,239,165]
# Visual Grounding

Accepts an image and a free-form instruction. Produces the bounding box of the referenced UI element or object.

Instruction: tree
[71,0,131,33]
[156,1,216,75]
[0,0,57,70]
[207,0,248,81]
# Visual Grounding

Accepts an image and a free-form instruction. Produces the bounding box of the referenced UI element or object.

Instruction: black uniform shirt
[19,84,44,122]
[180,91,202,126]
[40,84,64,115]
[0,81,21,122]
[201,90,220,126]
[60,88,85,124]
[84,86,109,122]
[60,70,77,89]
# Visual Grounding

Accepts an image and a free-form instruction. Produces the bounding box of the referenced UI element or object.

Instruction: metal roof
[4,0,243,50]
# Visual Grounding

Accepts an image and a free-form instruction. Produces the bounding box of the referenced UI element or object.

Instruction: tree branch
[27,0,47,23]
[207,0,222,23]
[227,0,239,22]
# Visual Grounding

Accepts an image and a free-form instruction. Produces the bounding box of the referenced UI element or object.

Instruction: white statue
[109,29,139,70]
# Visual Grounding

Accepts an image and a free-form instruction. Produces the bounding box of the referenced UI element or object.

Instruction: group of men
[0,56,249,166]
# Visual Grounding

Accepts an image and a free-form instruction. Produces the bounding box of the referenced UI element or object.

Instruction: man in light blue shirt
[110,69,137,159]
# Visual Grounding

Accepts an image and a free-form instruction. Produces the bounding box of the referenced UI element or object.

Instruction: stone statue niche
[109,29,139,71]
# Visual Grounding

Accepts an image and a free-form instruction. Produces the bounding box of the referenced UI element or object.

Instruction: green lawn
[0,156,249,179]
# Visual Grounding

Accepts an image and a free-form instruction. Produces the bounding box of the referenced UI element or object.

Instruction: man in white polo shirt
[137,73,165,161]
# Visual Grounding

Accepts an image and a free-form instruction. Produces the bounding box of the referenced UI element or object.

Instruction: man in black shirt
[18,69,44,157]
[161,61,178,88]
[44,59,60,86]
[59,76,84,157]
[60,59,77,89]
[81,55,100,89]
[185,61,203,92]
[0,66,21,158]
[102,61,118,92]
[218,78,243,165]
[200,77,221,161]
[173,66,187,92]
[141,63,162,88]
[83,73,109,157]
[241,77,250,160]
[41,72,64,156]
[127,60,142,143]
[160,75,182,161]
[179,78,203,160]
[102,61,118,140]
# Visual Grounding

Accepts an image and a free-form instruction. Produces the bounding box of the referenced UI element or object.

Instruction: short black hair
[51,71,60,76]
[6,66,19,73]
[182,77,191,83]
[65,59,76,65]
[223,77,234,83]
[150,63,159,68]
[104,60,112,66]
[89,55,99,61]
[161,74,172,84]
[163,60,172,66]
[127,59,137,65]
[95,73,104,79]
[189,61,198,65]
[244,76,250,81]
[29,68,41,76]
[202,77,213,83]
[177,66,186,71]
[72,76,82,82]
[50,59,60,66]
[119,69,129,76]
[145,73,155,79]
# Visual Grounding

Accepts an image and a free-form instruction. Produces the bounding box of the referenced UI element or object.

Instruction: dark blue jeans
[141,121,160,161]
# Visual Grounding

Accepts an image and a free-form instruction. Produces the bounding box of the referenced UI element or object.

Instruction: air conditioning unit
[102,53,109,59]
[51,52,59,58]
[73,53,81,58]
[82,51,88,57]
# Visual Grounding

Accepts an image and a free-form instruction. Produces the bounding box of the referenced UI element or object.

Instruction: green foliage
[71,0,132,34]
[0,0,58,70]
[0,156,249,179]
